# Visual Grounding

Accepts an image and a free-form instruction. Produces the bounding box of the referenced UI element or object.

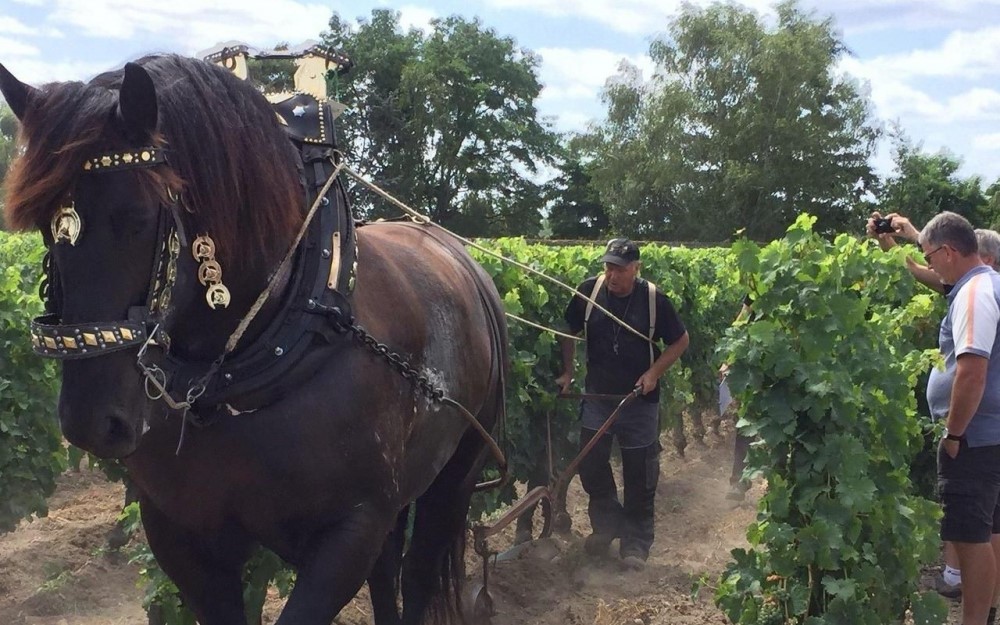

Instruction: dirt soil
[0,422,955,625]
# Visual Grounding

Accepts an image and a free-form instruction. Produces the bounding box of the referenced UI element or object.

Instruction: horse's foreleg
[139,496,250,625]
[275,506,393,625]
[367,505,409,625]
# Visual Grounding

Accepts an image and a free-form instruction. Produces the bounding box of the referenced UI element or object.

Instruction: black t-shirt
[565,277,687,402]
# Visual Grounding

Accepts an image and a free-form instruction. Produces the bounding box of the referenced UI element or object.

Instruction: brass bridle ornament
[30,146,178,361]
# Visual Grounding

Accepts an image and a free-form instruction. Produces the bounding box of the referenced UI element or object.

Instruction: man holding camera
[918,212,1000,625]
[555,238,689,571]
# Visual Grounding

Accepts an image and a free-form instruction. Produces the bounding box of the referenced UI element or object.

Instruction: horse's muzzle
[60,407,140,459]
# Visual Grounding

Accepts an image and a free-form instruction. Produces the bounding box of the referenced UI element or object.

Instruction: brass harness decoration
[192,234,231,309]
[51,205,82,246]
[82,147,166,172]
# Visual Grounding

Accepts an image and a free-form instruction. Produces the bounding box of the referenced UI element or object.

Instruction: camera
[873,217,894,235]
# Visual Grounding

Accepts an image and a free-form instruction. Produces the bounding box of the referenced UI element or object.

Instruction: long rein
[344,170,655,346]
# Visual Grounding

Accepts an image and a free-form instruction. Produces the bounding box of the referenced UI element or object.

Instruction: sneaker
[935,577,961,600]
[583,533,614,557]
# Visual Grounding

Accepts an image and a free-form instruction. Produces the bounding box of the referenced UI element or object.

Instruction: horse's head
[0,56,304,458]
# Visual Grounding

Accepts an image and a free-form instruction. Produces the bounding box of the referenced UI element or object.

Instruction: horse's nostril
[106,413,133,444]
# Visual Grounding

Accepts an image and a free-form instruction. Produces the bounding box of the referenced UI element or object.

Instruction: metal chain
[343,321,445,402]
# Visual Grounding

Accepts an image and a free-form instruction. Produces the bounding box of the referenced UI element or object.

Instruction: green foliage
[121,502,296,625]
[246,43,297,94]
[467,239,743,516]
[546,137,610,238]
[584,1,879,242]
[714,215,944,624]
[0,231,66,533]
[322,10,559,236]
[880,125,989,228]
[1,102,18,230]
[2,231,948,624]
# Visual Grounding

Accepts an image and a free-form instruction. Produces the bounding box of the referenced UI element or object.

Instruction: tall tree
[322,11,558,236]
[880,126,988,228]
[0,102,16,230]
[586,0,879,241]
[985,180,1000,231]
[546,136,609,238]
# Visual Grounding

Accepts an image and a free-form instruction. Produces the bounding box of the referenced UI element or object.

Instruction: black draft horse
[0,55,507,625]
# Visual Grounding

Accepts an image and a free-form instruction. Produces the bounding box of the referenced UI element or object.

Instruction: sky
[2,0,999,185]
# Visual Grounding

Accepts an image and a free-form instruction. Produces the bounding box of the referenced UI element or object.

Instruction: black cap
[600,238,640,266]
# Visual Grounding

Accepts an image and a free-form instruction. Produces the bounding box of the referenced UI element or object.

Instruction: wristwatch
[944,431,965,442]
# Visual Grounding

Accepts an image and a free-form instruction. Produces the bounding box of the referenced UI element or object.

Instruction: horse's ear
[117,62,158,139]
[0,62,36,120]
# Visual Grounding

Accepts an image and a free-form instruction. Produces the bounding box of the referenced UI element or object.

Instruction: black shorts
[938,439,1000,543]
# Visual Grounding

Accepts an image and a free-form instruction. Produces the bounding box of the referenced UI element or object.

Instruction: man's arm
[555,336,577,394]
[636,331,689,395]
[944,354,988,441]
[905,256,946,293]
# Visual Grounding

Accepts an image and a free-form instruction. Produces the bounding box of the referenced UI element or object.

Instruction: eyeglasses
[923,245,947,265]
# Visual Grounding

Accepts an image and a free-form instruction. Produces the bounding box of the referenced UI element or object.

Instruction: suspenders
[583,276,657,365]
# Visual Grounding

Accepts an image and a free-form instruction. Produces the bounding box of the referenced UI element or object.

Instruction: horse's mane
[4,54,303,263]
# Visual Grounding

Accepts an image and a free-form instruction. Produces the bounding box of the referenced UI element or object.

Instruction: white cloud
[485,0,776,34]
[397,5,437,32]
[0,17,39,36]
[972,132,1000,151]
[848,26,1000,81]
[0,57,114,84]
[535,48,654,133]
[487,0,661,35]
[537,47,653,101]
[0,36,40,58]
[816,0,1000,36]
[44,0,334,52]
[545,109,592,133]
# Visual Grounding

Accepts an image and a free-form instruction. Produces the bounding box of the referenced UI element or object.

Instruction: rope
[505,312,583,342]
[343,166,654,346]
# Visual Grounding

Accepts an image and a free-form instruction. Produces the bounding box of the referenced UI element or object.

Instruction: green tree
[984,179,1000,231]
[546,136,609,238]
[0,102,17,230]
[586,1,879,242]
[247,43,296,94]
[880,126,989,228]
[322,10,558,236]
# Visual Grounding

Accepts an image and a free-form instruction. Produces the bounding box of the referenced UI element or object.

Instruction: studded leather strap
[30,313,147,359]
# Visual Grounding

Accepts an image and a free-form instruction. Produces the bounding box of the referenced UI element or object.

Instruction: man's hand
[635,370,659,395]
[866,211,896,251]
[942,438,960,459]
[884,213,921,242]
[555,371,573,395]
[718,363,730,382]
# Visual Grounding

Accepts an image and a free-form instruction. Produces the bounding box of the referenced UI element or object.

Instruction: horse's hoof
[462,583,494,624]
